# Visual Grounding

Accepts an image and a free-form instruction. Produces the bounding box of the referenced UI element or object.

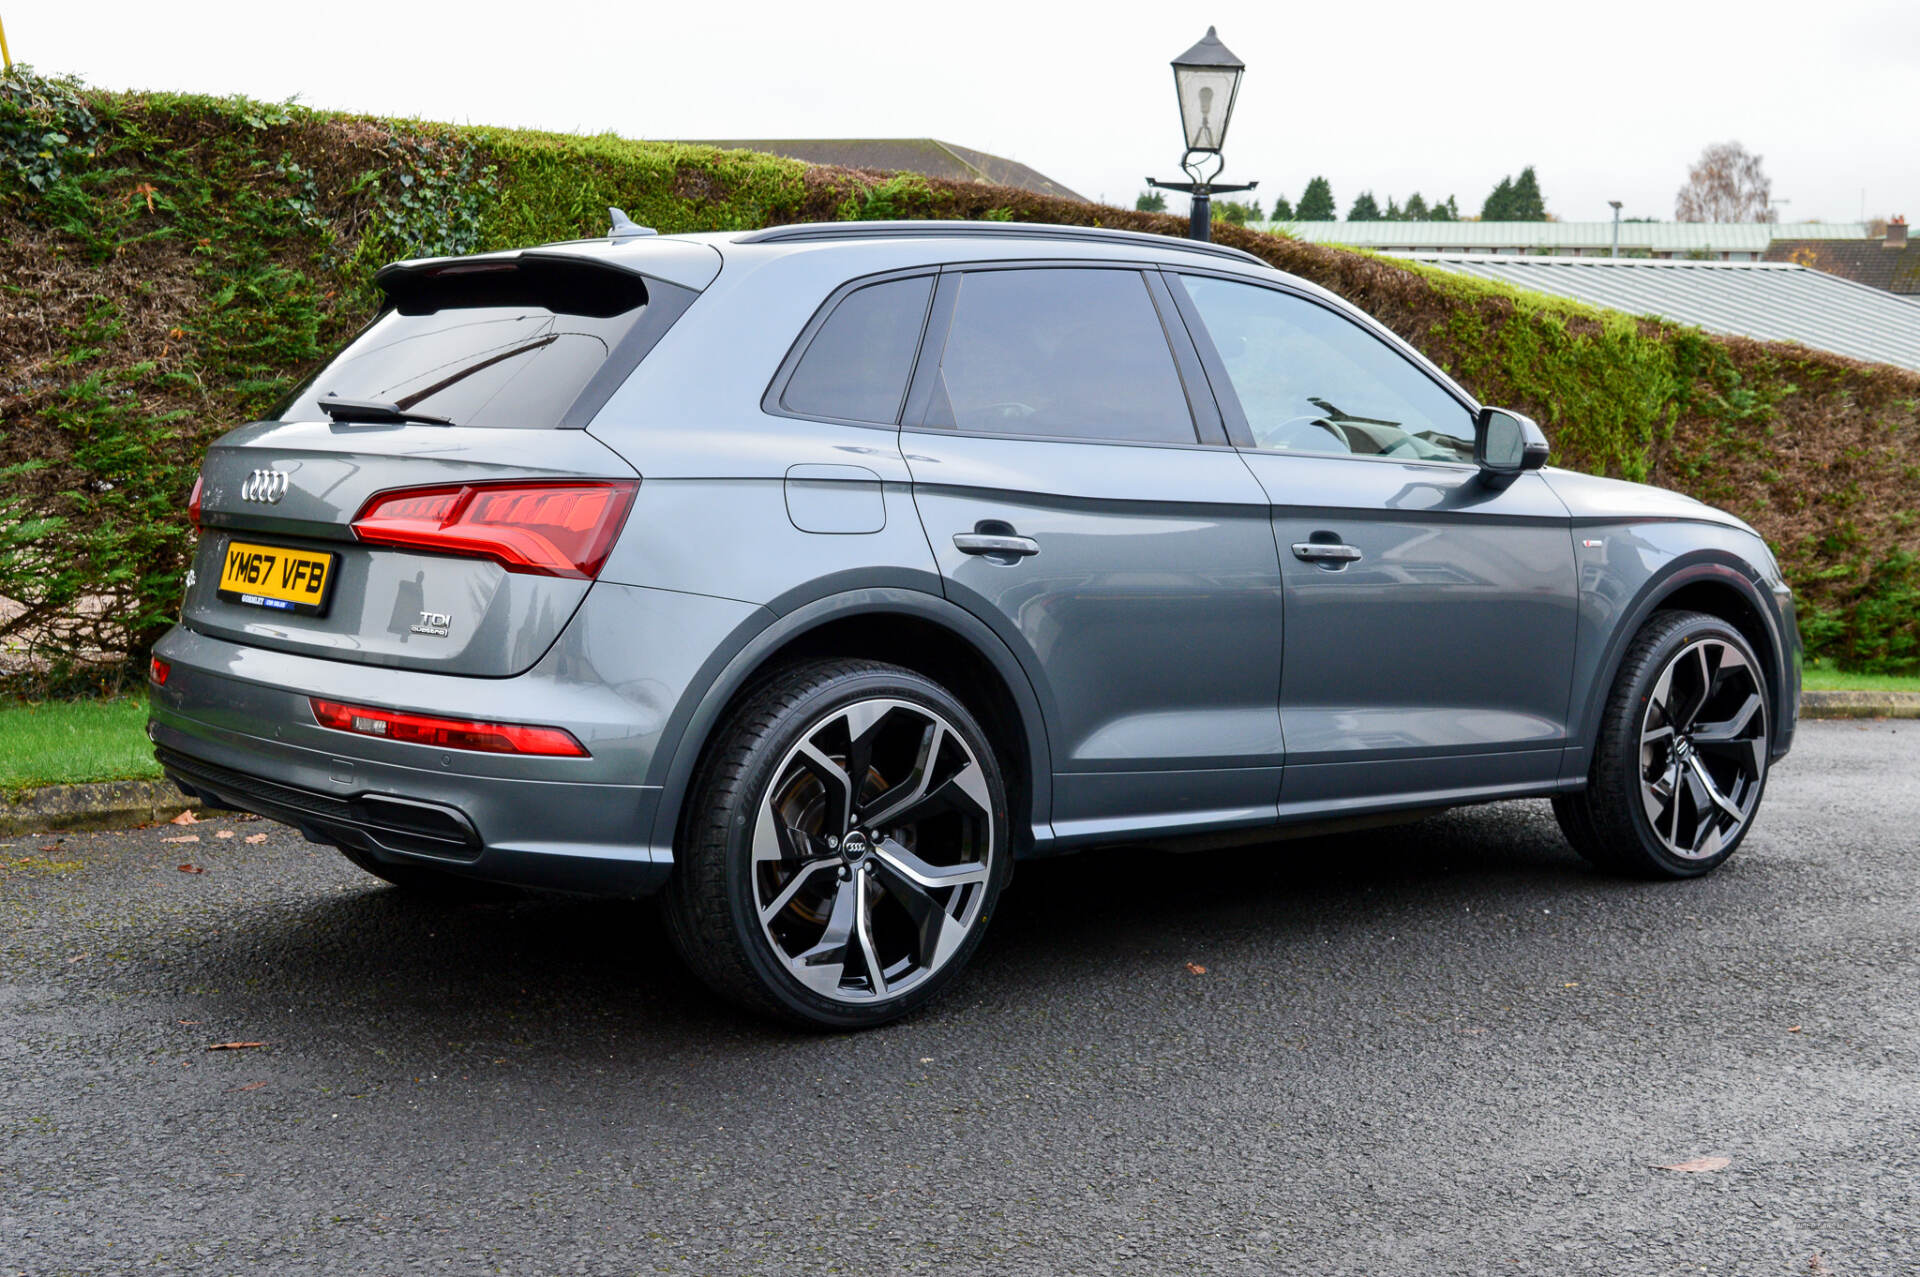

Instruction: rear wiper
[317,397,455,426]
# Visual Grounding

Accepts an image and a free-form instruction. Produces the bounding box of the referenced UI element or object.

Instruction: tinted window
[781,276,933,423]
[931,268,1196,443]
[280,265,652,429]
[1178,275,1476,462]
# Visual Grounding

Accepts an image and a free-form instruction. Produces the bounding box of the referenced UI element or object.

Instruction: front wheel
[663,660,1010,1029]
[1555,610,1772,877]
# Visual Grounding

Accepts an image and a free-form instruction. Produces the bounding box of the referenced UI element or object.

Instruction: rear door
[1167,270,1579,810]
[183,253,690,676]
[901,263,1285,845]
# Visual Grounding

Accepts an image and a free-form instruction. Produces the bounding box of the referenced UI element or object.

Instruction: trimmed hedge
[3,68,1918,692]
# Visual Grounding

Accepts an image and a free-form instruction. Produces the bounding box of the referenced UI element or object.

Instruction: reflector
[310,698,588,757]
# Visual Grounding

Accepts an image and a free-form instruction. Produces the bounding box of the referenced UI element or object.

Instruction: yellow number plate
[216,541,336,615]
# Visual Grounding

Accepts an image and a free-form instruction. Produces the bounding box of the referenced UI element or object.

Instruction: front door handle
[954,532,1040,558]
[1292,541,1363,564]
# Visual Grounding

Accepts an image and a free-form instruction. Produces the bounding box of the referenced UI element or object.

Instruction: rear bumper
[145,615,718,897]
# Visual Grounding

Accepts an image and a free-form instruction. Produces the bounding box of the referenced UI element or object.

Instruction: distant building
[1273,220,1871,262]
[680,138,1086,202]
[1402,254,1920,372]
[1764,218,1919,297]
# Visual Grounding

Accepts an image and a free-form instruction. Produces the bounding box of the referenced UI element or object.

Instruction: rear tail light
[149,656,171,685]
[311,698,588,757]
[188,476,204,529]
[352,480,637,579]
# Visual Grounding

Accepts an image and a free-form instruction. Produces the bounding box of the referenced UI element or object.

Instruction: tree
[1481,175,1515,220]
[1675,142,1772,222]
[1269,195,1295,221]
[1481,168,1547,221]
[1216,198,1263,226]
[1428,195,1460,222]
[1296,176,1336,221]
[1403,192,1429,220]
[1135,189,1166,213]
[1347,190,1381,221]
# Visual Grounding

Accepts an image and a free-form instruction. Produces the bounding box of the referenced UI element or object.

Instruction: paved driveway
[3,721,1915,1275]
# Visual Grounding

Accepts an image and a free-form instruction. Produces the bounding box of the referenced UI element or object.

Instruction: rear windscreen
[277,259,650,429]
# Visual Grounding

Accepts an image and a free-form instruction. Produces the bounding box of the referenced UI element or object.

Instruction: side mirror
[1474,407,1550,486]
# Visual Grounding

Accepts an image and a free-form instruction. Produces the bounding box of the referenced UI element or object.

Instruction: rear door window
[277,259,653,429]
[780,275,934,424]
[926,268,1198,444]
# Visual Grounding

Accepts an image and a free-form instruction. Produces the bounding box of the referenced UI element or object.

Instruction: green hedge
[3,67,1917,693]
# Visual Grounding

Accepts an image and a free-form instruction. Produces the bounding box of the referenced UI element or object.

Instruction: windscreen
[276,258,650,429]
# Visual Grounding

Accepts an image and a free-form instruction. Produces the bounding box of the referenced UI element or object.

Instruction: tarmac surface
[2,719,1915,1275]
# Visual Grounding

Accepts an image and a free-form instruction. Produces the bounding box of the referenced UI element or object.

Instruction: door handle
[954,532,1040,558]
[1292,542,1363,564]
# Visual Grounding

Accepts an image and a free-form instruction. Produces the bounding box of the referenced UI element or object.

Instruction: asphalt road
[3,720,1917,1276]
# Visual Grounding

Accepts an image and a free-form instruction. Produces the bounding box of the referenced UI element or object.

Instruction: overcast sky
[14,0,1916,225]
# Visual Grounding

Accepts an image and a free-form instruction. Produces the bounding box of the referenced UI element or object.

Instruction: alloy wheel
[751,698,995,1004]
[1638,638,1769,860]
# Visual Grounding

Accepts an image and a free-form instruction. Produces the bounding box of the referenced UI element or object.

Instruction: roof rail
[734,219,1269,267]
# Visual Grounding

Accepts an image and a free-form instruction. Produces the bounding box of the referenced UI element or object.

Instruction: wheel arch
[1575,555,1790,761]
[644,588,1055,865]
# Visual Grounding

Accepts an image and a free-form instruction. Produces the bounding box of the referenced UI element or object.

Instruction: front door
[902,264,1286,846]
[1168,270,1579,811]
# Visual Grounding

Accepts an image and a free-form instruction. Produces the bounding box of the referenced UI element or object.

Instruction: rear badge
[410,610,452,638]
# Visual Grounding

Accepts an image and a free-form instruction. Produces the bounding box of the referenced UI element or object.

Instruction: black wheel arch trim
[1572,553,1795,766]
[641,584,1056,865]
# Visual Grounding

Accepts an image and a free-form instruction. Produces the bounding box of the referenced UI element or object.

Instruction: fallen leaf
[177,1019,201,1025]
[1186,962,1208,975]
[229,1081,268,1092]
[244,833,268,844]
[206,1041,268,1051]
[1654,1156,1731,1173]
[214,830,234,840]
[177,864,204,874]
[68,953,91,963]
[162,835,200,844]
[170,810,199,826]
[39,843,60,852]
[1563,982,1580,988]
[1787,1025,1803,1033]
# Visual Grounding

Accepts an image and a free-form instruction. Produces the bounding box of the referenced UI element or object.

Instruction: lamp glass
[1174,64,1241,154]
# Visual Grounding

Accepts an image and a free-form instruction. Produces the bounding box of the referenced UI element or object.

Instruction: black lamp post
[1147,27,1256,242]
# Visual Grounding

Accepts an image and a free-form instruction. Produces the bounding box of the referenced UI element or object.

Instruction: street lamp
[1146,27,1256,242]
[1608,200,1622,259]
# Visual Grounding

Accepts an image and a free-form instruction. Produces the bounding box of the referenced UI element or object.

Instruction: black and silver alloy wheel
[665,660,1009,1028]
[1636,638,1769,861]
[753,697,995,1003]
[1555,610,1773,878]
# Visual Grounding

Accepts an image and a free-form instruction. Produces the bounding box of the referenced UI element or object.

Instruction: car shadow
[133,800,1635,1060]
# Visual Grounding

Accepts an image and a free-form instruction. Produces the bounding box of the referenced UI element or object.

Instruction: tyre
[663,660,1010,1029]
[1555,610,1772,878]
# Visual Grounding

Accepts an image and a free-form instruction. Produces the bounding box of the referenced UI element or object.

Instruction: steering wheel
[1252,415,1349,452]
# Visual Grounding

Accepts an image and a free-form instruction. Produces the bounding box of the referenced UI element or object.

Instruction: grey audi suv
[149,219,1799,1027]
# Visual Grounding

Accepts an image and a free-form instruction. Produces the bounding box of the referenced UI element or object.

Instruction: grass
[1800,664,1920,695]
[0,695,163,789]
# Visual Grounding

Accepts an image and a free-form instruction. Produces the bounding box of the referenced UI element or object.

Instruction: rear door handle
[1292,542,1363,564]
[954,533,1040,558]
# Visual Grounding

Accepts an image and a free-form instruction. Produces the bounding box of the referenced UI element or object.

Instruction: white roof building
[1402,254,1920,371]
[1271,221,1871,262]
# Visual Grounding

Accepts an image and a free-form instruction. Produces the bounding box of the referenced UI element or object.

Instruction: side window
[929,268,1197,444]
[1177,275,1476,462]
[781,275,934,424]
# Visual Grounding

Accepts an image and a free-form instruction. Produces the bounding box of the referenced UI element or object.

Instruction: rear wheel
[664,660,1009,1029]
[1555,610,1771,877]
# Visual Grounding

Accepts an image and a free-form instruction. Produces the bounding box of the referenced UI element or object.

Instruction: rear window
[277,258,651,429]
